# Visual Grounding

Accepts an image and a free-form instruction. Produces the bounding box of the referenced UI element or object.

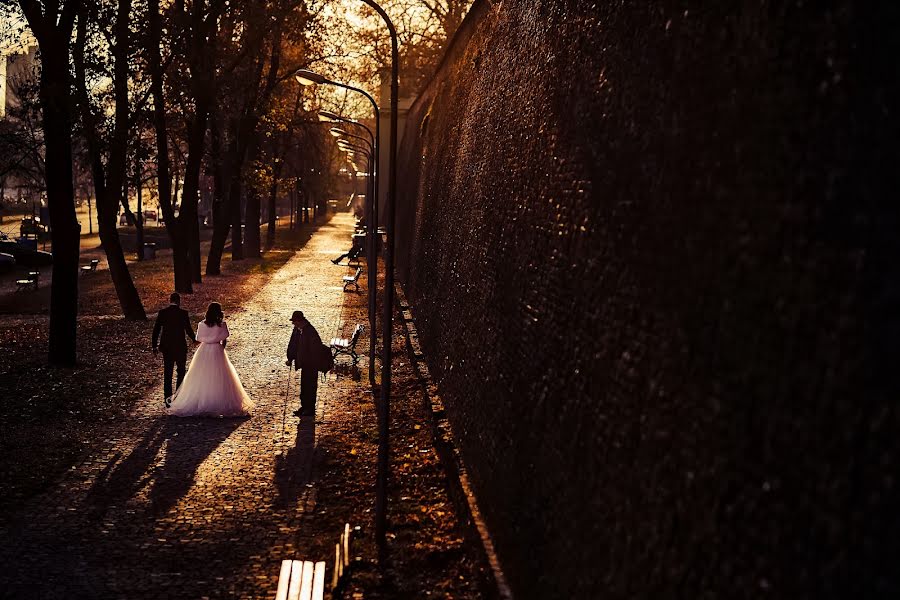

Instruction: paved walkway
[0,213,364,599]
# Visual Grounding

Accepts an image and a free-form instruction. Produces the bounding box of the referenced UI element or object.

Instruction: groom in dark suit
[286,310,322,417]
[152,292,197,406]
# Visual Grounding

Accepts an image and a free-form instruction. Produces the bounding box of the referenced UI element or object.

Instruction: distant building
[378,68,417,227]
[1,46,41,209]
[1,46,38,120]
[0,55,6,119]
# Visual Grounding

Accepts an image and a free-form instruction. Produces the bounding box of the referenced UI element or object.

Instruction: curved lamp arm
[320,111,375,148]
[334,128,374,151]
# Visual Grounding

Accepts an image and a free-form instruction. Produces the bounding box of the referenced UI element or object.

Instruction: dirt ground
[0,212,493,599]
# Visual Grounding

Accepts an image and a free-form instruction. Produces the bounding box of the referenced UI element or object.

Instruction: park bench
[330,324,363,364]
[275,559,325,600]
[80,259,99,275]
[342,267,361,292]
[275,523,353,600]
[15,271,39,291]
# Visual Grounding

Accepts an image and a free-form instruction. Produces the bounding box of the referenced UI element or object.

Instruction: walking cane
[281,364,292,445]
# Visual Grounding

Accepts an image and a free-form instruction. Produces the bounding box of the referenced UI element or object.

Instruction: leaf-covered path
[0,212,364,598]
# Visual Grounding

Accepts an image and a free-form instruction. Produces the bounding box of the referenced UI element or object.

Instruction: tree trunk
[230,172,244,260]
[211,47,275,266]
[181,0,221,283]
[210,115,226,231]
[294,179,304,227]
[97,187,146,318]
[77,171,146,320]
[206,148,245,274]
[181,102,209,283]
[206,118,231,276]
[39,42,80,366]
[244,137,261,258]
[72,0,147,320]
[209,112,254,272]
[172,227,192,291]
[136,175,144,259]
[266,174,278,248]
[119,177,144,259]
[244,184,260,258]
[289,186,294,230]
[148,0,190,293]
[206,198,230,276]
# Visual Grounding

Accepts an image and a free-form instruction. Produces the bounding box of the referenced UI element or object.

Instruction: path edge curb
[395,282,514,600]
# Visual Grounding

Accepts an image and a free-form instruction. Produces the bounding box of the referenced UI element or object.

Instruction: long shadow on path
[85,416,244,519]
[274,417,316,509]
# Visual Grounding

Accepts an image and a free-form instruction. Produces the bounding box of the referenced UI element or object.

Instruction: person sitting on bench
[331,244,362,265]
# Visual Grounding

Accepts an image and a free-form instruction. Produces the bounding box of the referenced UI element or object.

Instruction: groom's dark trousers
[162,352,187,400]
[153,304,196,400]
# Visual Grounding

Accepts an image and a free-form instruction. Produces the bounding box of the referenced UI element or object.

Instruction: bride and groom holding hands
[151,293,321,418]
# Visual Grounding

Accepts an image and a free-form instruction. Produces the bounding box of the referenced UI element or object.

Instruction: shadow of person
[84,416,168,518]
[85,416,243,519]
[274,417,316,509]
[147,417,245,515]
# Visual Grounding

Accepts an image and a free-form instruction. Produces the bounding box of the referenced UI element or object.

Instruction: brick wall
[396,1,900,597]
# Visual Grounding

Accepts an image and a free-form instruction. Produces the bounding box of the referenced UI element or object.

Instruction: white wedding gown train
[167,321,254,417]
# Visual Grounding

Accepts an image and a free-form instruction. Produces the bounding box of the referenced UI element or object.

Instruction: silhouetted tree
[72,0,147,320]
[14,0,81,366]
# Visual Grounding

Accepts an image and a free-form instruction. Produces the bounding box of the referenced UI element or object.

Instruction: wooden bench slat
[312,562,326,600]
[331,542,341,590]
[343,523,351,568]
[16,272,39,290]
[287,560,304,600]
[298,560,315,600]
[278,523,352,598]
[275,559,293,600]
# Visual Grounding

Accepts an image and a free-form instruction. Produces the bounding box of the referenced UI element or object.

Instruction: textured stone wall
[396,1,900,598]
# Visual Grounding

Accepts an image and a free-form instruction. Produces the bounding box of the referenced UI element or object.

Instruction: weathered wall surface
[396,1,900,598]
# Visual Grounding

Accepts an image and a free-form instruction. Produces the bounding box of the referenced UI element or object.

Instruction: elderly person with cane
[285,310,323,417]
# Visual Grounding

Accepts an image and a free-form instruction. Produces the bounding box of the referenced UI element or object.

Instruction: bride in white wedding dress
[167,302,254,417]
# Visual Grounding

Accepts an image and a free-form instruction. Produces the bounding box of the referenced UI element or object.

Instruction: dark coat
[152,305,196,357]
[287,323,322,371]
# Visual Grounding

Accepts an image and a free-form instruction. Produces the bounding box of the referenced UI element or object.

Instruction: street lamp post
[322,114,377,223]
[296,72,381,390]
[332,130,376,233]
[338,131,378,388]
[321,112,376,227]
[356,0,399,557]
[340,147,373,228]
[297,0,399,552]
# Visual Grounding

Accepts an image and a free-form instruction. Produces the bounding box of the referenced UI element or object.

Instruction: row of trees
[1,0,471,366]
[3,0,344,366]
[351,0,470,93]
